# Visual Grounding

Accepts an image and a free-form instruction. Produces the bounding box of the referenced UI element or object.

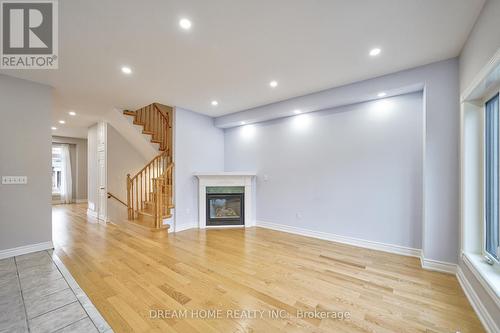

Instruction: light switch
[2,176,28,185]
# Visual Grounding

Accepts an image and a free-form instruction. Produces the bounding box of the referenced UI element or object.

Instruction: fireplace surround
[194,172,256,228]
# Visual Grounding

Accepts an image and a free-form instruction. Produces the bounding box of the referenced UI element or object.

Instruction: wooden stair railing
[123,103,174,230]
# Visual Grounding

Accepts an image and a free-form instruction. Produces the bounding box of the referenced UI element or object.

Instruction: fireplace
[194,172,256,229]
[206,187,244,226]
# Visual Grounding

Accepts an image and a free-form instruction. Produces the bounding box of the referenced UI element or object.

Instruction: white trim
[420,257,457,274]
[457,266,500,333]
[256,220,422,258]
[0,241,54,260]
[462,253,500,307]
[193,172,257,177]
[173,222,198,232]
[205,225,245,229]
[461,47,500,102]
[195,174,256,229]
[75,199,88,203]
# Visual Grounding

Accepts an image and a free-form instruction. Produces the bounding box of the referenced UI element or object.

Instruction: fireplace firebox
[206,191,244,226]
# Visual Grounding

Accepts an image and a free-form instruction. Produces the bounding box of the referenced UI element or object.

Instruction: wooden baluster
[153,179,158,228]
[162,118,165,150]
[159,179,162,228]
[148,106,152,132]
[147,105,150,132]
[140,173,143,209]
[126,174,131,219]
[135,178,138,217]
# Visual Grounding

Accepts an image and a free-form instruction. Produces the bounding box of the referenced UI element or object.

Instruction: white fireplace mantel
[194,172,257,228]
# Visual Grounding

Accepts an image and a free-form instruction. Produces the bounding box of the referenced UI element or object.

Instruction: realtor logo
[1,0,58,69]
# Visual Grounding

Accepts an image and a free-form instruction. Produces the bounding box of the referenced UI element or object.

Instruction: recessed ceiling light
[51,126,57,130]
[377,92,387,97]
[58,120,65,124]
[179,18,192,30]
[240,121,246,125]
[293,109,302,115]
[269,80,278,88]
[68,111,76,116]
[211,100,218,106]
[121,66,132,74]
[369,48,381,56]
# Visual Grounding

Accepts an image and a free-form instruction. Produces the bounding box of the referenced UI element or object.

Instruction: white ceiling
[0,0,485,137]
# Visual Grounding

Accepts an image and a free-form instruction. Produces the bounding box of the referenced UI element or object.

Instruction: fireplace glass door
[206,193,244,226]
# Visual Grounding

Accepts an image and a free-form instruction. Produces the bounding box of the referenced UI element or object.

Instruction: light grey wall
[220,58,460,264]
[459,1,500,327]
[0,75,52,251]
[106,124,147,223]
[225,93,423,249]
[52,136,88,201]
[174,108,225,227]
[459,0,500,93]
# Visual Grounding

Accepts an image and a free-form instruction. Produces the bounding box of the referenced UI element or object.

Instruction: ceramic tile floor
[0,250,112,333]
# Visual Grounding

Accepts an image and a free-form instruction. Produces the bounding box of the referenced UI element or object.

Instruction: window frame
[483,90,500,265]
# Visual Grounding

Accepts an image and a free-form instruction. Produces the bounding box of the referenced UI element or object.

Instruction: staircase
[123,103,174,231]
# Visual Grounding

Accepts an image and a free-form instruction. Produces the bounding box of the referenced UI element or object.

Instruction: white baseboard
[420,257,457,274]
[0,241,54,260]
[174,222,198,232]
[87,209,98,219]
[457,266,500,333]
[256,220,422,258]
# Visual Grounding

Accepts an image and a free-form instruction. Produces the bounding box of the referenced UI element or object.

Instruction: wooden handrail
[153,103,171,126]
[107,192,127,207]
[130,150,168,182]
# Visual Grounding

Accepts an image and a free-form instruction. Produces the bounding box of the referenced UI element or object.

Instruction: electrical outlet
[2,176,28,185]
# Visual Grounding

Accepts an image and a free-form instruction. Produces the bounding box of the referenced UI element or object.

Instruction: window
[52,146,62,194]
[485,93,500,261]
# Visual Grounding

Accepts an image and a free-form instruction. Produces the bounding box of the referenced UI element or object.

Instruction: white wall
[106,124,147,222]
[174,108,225,229]
[225,93,423,249]
[0,75,52,253]
[459,0,500,93]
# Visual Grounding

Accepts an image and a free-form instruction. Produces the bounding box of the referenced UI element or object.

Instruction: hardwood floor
[52,204,484,333]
